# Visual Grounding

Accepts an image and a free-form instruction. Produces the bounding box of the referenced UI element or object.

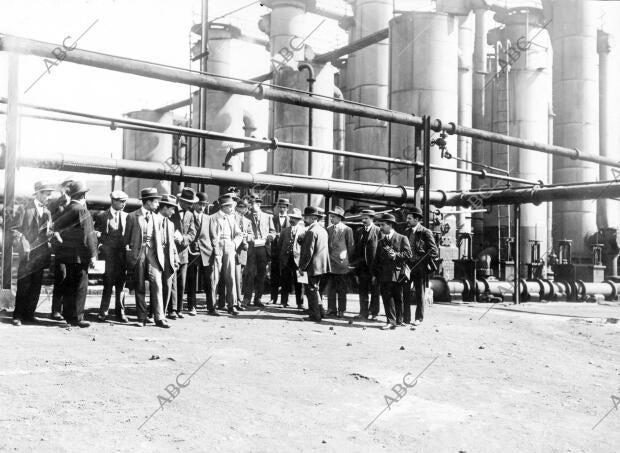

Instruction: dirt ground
[1,290,620,453]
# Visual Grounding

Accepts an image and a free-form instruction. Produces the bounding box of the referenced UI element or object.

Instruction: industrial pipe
[2,33,619,170]
[313,28,389,63]
[298,62,315,206]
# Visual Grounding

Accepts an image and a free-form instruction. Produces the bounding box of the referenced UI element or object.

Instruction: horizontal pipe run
[2,33,618,169]
[313,28,389,63]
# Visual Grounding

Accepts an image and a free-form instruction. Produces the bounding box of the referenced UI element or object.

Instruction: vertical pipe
[199,0,209,192]
[597,29,614,228]
[514,203,521,304]
[423,116,431,227]
[2,53,18,290]
[298,63,315,206]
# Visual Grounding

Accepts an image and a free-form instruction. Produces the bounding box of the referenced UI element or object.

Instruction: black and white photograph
[1,0,620,451]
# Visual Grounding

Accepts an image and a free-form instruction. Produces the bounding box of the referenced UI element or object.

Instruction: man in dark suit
[270,198,290,304]
[11,181,54,326]
[168,187,197,319]
[124,187,170,328]
[352,209,381,321]
[403,206,438,326]
[372,213,412,330]
[157,195,181,315]
[186,192,211,316]
[48,176,74,321]
[234,199,253,310]
[95,190,129,323]
[243,195,275,308]
[278,208,305,308]
[299,206,330,322]
[53,181,98,328]
[326,206,354,318]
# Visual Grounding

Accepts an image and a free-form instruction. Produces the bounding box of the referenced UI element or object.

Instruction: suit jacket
[245,210,275,255]
[404,224,439,275]
[271,214,290,260]
[327,222,354,274]
[298,222,331,277]
[94,208,128,249]
[123,208,165,270]
[352,224,380,271]
[190,212,212,266]
[234,212,253,266]
[209,210,242,256]
[12,199,52,268]
[53,201,98,264]
[278,223,306,266]
[49,194,71,222]
[170,209,197,265]
[372,231,412,283]
[160,216,180,278]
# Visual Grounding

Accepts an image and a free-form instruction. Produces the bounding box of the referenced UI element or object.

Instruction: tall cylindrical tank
[552,0,599,260]
[389,11,458,192]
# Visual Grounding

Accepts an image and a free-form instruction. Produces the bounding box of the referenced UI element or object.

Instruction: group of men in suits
[10,177,438,331]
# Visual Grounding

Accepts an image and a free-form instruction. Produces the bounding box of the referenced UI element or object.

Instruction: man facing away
[372,213,412,330]
[95,190,129,323]
[278,207,305,309]
[298,206,330,322]
[326,206,354,318]
[352,209,381,321]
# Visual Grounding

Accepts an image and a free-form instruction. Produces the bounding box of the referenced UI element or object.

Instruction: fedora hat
[360,209,376,217]
[288,207,303,219]
[159,194,178,207]
[140,187,161,200]
[67,181,89,198]
[110,190,129,201]
[328,206,346,219]
[303,206,323,217]
[407,206,424,218]
[226,186,240,194]
[375,213,397,225]
[276,198,290,206]
[196,192,208,203]
[178,187,198,203]
[60,176,75,187]
[33,180,55,195]
[218,194,236,207]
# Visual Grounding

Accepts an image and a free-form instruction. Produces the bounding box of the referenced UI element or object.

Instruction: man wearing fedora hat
[269,197,290,305]
[209,194,243,315]
[372,213,412,330]
[299,206,330,321]
[95,190,129,323]
[158,195,181,317]
[278,207,306,308]
[53,181,98,328]
[234,199,253,310]
[326,206,354,318]
[168,188,197,319]
[124,187,170,328]
[403,206,438,326]
[11,181,55,326]
[351,209,381,321]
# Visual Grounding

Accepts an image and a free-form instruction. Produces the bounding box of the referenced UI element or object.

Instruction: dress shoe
[236,304,245,311]
[413,320,422,326]
[146,317,154,324]
[96,314,107,323]
[119,315,129,323]
[337,311,344,318]
[188,308,197,316]
[370,315,378,321]
[281,303,288,308]
[297,304,304,310]
[51,312,64,321]
[207,310,221,317]
[254,301,265,308]
[167,312,177,320]
[354,315,368,321]
[398,322,406,327]
[176,312,184,319]
[12,319,21,326]
[228,308,239,316]
[326,310,337,316]
[72,320,91,328]
[303,316,321,322]
[381,324,396,330]
[155,320,171,328]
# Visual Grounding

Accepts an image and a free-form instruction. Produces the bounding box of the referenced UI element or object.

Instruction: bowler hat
[67,181,89,199]
[328,206,346,219]
[360,209,376,217]
[288,207,303,219]
[218,194,236,207]
[196,192,208,203]
[407,206,424,218]
[159,194,178,207]
[303,206,323,217]
[140,187,161,200]
[226,186,240,194]
[276,198,290,206]
[375,213,397,225]
[33,180,55,195]
[178,187,198,203]
[110,190,128,201]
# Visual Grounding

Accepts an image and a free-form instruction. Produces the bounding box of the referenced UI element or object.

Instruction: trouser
[13,260,45,320]
[211,240,236,310]
[270,258,281,302]
[358,266,380,318]
[99,249,126,317]
[380,281,404,327]
[235,261,244,303]
[319,275,328,299]
[61,262,89,324]
[51,261,66,313]
[280,255,302,307]
[168,262,187,313]
[305,274,323,320]
[327,273,348,313]
[404,271,425,322]
[134,247,164,322]
[243,245,268,303]
[186,259,213,310]
[201,264,216,311]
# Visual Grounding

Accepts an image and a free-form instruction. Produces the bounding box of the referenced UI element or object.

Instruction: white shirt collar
[384,231,394,240]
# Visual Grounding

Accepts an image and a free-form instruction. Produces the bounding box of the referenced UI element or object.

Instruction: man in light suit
[95,190,129,323]
[11,181,54,326]
[372,213,412,330]
[352,209,381,321]
[186,192,212,316]
[157,195,181,315]
[278,208,305,308]
[168,187,197,319]
[270,198,290,304]
[234,199,253,310]
[209,194,243,315]
[299,206,331,322]
[403,206,438,326]
[243,195,275,308]
[124,187,170,328]
[326,206,354,318]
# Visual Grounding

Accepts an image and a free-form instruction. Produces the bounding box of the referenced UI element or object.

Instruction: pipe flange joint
[537,179,544,187]
[109,121,117,131]
[396,185,408,202]
[531,186,542,206]
[604,280,617,301]
[478,169,487,179]
[446,122,457,135]
[268,137,278,151]
[571,147,581,160]
[431,118,443,133]
[253,84,265,101]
